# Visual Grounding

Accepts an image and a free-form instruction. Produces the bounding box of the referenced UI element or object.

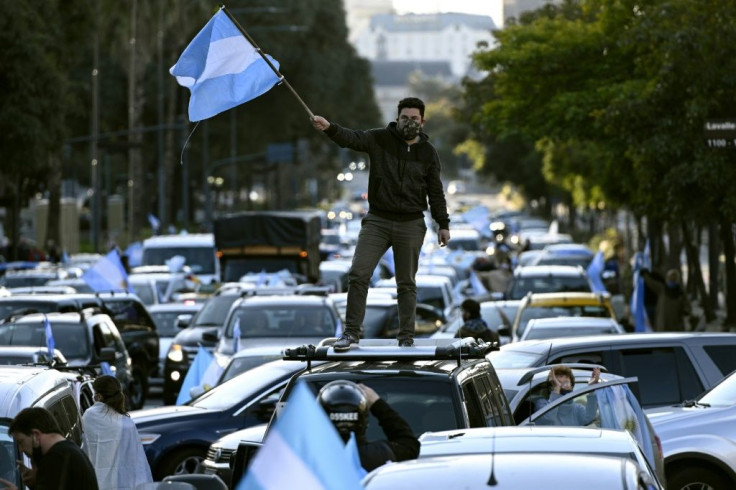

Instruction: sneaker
[333,334,358,352]
[398,338,414,347]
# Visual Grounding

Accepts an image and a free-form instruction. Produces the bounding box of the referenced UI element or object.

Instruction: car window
[702,344,736,376]
[0,322,90,360]
[699,371,736,407]
[518,305,611,336]
[0,424,17,484]
[302,377,461,438]
[193,295,240,326]
[508,275,591,299]
[489,348,545,369]
[104,299,155,329]
[229,305,336,337]
[617,347,703,408]
[525,379,656,470]
[151,311,193,337]
[552,351,606,366]
[416,286,446,310]
[219,354,282,384]
[462,382,487,428]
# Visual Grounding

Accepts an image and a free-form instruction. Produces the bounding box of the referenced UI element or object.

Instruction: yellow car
[510,292,616,342]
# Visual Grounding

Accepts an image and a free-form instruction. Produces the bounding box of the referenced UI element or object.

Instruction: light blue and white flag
[100,361,114,376]
[148,213,160,234]
[83,249,132,293]
[176,345,223,405]
[630,240,651,333]
[170,9,282,122]
[238,381,363,490]
[586,250,607,293]
[44,315,55,357]
[233,317,241,353]
[469,269,488,296]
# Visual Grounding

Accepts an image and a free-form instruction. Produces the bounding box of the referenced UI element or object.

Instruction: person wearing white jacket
[82,375,153,490]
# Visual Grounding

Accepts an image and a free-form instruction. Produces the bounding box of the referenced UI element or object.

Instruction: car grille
[206,446,235,464]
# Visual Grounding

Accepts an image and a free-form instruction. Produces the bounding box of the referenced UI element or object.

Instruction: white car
[646,369,736,489]
[519,316,625,341]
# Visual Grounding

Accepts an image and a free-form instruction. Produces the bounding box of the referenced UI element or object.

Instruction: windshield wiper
[681,399,710,408]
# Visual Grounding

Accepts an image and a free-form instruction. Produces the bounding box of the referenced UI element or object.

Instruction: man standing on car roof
[311,97,451,350]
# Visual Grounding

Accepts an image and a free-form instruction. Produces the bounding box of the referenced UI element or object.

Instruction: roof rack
[282,337,496,368]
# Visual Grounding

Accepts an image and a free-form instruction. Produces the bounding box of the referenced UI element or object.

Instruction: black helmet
[318,380,368,441]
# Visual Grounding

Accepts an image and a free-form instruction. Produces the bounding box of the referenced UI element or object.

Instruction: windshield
[151,311,193,337]
[193,362,295,410]
[699,371,736,407]
[219,354,283,384]
[488,348,543,369]
[227,304,336,338]
[0,301,57,319]
[508,276,591,299]
[0,322,90,360]
[517,305,611,336]
[416,286,446,310]
[142,246,216,275]
[363,305,397,337]
[192,295,240,327]
[0,423,19,484]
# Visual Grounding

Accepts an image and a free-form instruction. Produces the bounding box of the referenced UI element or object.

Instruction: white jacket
[82,402,153,490]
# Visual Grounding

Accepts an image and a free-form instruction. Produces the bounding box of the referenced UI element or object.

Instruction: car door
[521,378,659,478]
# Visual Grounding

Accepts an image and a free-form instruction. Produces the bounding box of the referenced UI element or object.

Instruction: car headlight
[139,433,161,445]
[167,344,184,363]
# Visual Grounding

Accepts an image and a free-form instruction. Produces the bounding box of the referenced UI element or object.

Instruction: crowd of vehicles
[0,204,734,490]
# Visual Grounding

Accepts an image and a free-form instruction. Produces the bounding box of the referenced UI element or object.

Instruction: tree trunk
[46,153,62,256]
[682,221,714,322]
[720,219,736,329]
[708,223,720,312]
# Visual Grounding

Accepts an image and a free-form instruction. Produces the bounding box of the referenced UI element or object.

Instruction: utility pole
[156,2,166,229]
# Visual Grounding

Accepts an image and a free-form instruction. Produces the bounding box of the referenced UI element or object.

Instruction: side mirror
[176,314,193,329]
[99,347,116,363]
[201,329,220,343]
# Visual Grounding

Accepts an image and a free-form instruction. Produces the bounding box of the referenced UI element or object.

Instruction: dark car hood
[172,326,220,347]
[131,404,205,426]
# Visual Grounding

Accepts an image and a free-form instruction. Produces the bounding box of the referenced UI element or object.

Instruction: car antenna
[486,429,497,486]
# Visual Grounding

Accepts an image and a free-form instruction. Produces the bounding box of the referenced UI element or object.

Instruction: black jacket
[323,122,450,229]
[357,398,420,471]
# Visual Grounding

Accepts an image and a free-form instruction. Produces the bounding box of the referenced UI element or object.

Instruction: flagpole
[221,5,315,119]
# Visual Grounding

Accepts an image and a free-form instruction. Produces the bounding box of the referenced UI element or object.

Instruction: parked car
[147,302,203,387]
[493,364,664,482]
[133,359,315,480]
[529,243,595,268]
[646,369,736,489]
[489,332,736,409]
[511,291,616,341]
[361,452,657,490]
[0,365,88,487]
[506,265,593,300]
[0,292,158,409]
[0,310,134,406]
[519,316,625,341]
[418,426,663,489]
[230,338,513,487]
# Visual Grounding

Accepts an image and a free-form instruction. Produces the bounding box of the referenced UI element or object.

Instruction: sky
[392,0,502,28]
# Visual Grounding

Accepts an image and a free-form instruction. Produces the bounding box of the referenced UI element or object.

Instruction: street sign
[704,119,736,149]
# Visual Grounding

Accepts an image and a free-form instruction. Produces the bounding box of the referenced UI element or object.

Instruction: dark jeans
[344,213,426,341]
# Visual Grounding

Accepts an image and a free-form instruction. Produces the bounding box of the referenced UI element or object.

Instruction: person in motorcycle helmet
[317,380,419,471]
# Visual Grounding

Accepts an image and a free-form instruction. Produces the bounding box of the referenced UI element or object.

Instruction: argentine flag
[170,9,281,121]
[176,346,224,405]
[83,249,132,293]
[586,250,607,293]
[239,381,363,489]
[44,315,55,357]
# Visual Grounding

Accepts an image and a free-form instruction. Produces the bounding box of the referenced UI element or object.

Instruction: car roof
[419,426,639,458]
[142,233,214,246]
[363,452,646,489]
[524,292,611,306]
[0,366,71,418]
[525,317,620,328]
[513,265,586,276]
[236,295,332,306]
[147,303,203,313]
[498,332,736,355]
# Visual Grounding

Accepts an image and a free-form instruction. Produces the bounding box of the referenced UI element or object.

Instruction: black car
[133,359,309,480]
[0,292,158,408]
[229,338,513,487]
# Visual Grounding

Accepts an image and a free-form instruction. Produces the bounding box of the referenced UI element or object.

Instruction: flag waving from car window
[170,9,281,122]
